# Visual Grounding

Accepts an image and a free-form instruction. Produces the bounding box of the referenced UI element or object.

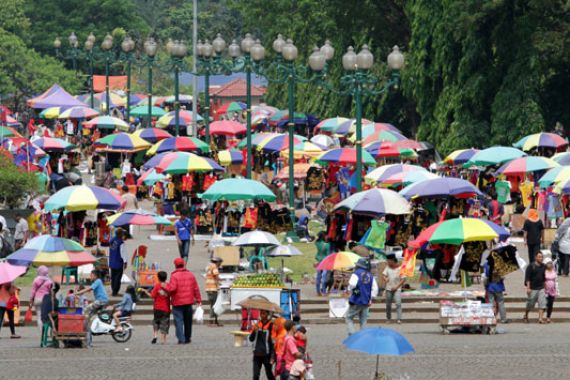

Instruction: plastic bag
[193,306,204,323]
[24,308,33,323]
[213,293,226,317]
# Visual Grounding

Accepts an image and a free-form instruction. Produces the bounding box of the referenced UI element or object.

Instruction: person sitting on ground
[113,285,136,332]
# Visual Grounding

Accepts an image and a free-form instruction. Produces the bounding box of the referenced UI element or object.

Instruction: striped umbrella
[513,132,568,151]
[365,164,427,185]
[0,126,22,138]
[132,128,173,143]
[442,149,480,165]
[334,188,410,216]
[365,141,417,159]
[334,118,374,135]
[84,115,130,131]
[44,185,123,212]
[216,101,246,115]
[400,177,482,199]
[143,152,171,170]
[106,210,173,227]
[147,136,209,155]
[538,167,570,188]
[380,171,438,187]
[465,147,526,167]
[232,231,280,247]
[310,134,337,149]
[361,130,408,146]
[408,218,510,247]
[218,150,244,165]
[361,122,403,138]
[208,120,247,136]
[257,134,307,152]
[33,137,75,152]
[315,117,350,133]
[316,251,361,271]
[130,105,166,118]
[137,168,166,185]
[156,110,203,128]
[552,152,570,166]
[39,107,61,119]
[95,132,151,153]
[496,156,559,175]
[316,148,376,166]
[58,106,99,119]
[154,151,223,174]
[7,235,96,267]
[200,178,276,201]
[281,141,324,159]
[554,178,570,194]
[237,133,280,149]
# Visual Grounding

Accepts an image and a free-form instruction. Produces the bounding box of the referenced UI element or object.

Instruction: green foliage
[0,155,39,209]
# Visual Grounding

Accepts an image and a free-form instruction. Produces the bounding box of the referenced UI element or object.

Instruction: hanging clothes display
[519,180,534,208]
[360,219,390,250]
[84,221,97,247]
[181,173,194,193]
[546,189,563,221]
[495,179,511,204]
[243,207,258,229]
[459,241,486,272]
[203,173,217,191]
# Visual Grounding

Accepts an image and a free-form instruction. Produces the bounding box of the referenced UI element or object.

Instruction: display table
[230,287,283,311]
[439,300,497,334]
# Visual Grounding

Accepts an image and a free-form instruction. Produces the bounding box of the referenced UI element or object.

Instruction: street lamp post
[313,45,404,191]
[101,34,114,115]
[143,37,158,128]
[119,35,136,122]
[167,40,189,136]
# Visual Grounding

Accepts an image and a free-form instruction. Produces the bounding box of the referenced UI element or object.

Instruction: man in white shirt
[14,213,29,249]
[345,258,379,335]
[382,254,406,324]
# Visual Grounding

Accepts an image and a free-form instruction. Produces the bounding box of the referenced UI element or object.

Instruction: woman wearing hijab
[29,266,53,333]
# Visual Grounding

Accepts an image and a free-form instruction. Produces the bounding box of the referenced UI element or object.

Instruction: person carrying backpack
[249,309,275,380]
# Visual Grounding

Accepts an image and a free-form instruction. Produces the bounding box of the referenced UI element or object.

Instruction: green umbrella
[130,105,166,117]
[0,126,18,138]
[199,178,276,201]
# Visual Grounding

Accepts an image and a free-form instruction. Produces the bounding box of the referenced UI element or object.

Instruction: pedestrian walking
[29,265,52,333]
[314,232,330,296]
[249,309,276,380]
[544,258,558,323]
[345,258,379,335]
[108,228,128,297]
[205,257,223,326]
[0,282,20,338]
[140,271,171,344]
[166,258,202,344]
[524,252,546,323]
[280,320,300,380]
[382,254,405,324]
[483,262,509,323]
[13,213,29,249]
[523,209,544,264]
[175,209,194,262]
[554,216,570,276]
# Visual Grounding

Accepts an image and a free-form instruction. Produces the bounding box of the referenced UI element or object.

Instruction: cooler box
[58,314,85,333]
[138,270,158,287]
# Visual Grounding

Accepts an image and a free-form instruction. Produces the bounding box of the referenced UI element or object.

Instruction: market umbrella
[538,167,570,188]
[44,185,123,212]
[316,251,361,271]
[94,132,152,153]
[465,146,526,167]
[360,122,403,137]
[364,141,417,159]
[156,110,203,128]
[343,328,414,379]
[33,137,75,152]
[257,134,308,153]
[216,101,246,115]
[334,118,373,135]
[218,150,244,165]
[232,231,280,247]
[552,152,570,166]
[361,130,408,146]
[408,217,510,247]
[237,133,280,149]
[315,117,350,133]
[79,92,126,108]
[400,177,482,199]
[132,128,173,143]
[237,296,283,313]
[380,170,439,187]
[7,235,96,266]
[334,188,410,216]
[281,142,324,159]
[58,106,99,119]
[442,149,480,165]
[161,94,193,105]
[553,178,570,195]
[136,168,166,185]
[154,151,223,174]
[143,151,171,170]
[0,126,21,138]
[274,163,317,180]
[84,115,130,131]
[147,136,209,155]
[496,156,559,175]
[208,120,247,136]
[513,132,568,151]
[365,164,427,185]
[266,244,303,257]
[129,105,166,118]
[200,178,276,202]
[39,107,61,119]
[316,148,376,166]
[252,105,279,118]
[106,210,173,227]
[310,134,337,149]
[0,262,27,285]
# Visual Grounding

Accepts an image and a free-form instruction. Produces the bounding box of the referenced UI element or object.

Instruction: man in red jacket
[166,258,202,344]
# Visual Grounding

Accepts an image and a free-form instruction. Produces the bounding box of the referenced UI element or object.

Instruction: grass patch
[14,267,36,287]
[267,241,317,282]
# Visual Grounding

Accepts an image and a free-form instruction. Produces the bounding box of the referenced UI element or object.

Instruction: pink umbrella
[0,262,27,285]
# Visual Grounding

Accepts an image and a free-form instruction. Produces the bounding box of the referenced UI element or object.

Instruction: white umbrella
[310,134,337,149]
[232,231,280,247]
[266,244,303,257]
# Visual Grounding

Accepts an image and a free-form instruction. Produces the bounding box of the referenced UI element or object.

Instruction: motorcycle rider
[76,270,109,320]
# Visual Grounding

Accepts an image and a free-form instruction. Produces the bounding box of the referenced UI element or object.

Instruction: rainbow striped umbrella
[216,101,246,115]
[365,164,427,185]
[365,141,416,159]
[257,134,307,152]
[39,107,61,119]
[0,126,22,138]
[316,148,376,166]
[44,185,123,212]
[218,150,244,165]
[147,136,209,155]
[316,251,361,271]
[380,170,438,187]
[409,218,510,247]
[315,117,350,132]
[95,132,151,153]
[552,152,570,166]
[282,141,324,159]
[143,152,170,170]
[7,235,95,267]
[310,134,337,149]
[200,178,276,201]
[106,210,173,227]
[58,106,99,119]
[360,122,403,138]
[400,177,482,199]
[275,163,317,180]
[334,188,410,216]
[334,118,374,135]
[554,178,570,194]
[237,133,280,149]
[208,120,247,136]
[155,152,223,174]
[496,156,559,175]
[33,137,75,152]
[514,132,568,151]
[130,105,166,118]
[361,130,408,146]
[137,168,166,185]
[132,128,172,143]
[538,167,570,188]
[442,149,480,165]
[465,147,526,167]
[156,110,203,128]
[84,115,129,131]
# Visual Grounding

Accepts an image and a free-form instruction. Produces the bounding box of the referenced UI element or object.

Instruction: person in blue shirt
[113,285,136,332]
[76,270,109,319]
[108,228,128,297]
[175,209,194,262]
[345,258,379,335]
[484,262,509,323]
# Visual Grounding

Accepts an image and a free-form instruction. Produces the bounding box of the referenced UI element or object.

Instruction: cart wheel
[489,326,497,335]
[481,326,489,335]
[81,339,88,348]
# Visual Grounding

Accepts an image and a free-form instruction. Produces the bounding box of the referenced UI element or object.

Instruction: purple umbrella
[399,177,482,199]
[334,188,410,216]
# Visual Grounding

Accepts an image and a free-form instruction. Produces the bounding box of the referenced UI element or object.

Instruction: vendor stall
[439,300,497,335]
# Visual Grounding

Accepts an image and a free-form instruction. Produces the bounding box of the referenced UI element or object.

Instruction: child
[77,285,88,308]
[1,284,20,339]
[113,285,136,332]
[288,351,306,380]
[544,258,558,323]
[65,289,76,307]
[140,271,170,344]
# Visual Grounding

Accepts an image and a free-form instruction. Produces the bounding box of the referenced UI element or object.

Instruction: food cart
[439,300,497,335]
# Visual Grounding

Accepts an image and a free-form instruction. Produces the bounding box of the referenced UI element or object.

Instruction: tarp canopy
[93,76,127,92]
[27,84,87,109]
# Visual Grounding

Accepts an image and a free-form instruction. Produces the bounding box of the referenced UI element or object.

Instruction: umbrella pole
[375,354,379,379]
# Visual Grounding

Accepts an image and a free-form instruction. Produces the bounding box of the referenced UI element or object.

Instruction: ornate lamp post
[143,37,158,128]
[167,40,189,136]
[119,35,136,122]
[100,34,114,115]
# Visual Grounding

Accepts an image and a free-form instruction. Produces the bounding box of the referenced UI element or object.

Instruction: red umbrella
[207,120,247,136]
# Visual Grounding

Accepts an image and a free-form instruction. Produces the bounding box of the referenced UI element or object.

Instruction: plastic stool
[61,266,78,285]
[40,322,57,348]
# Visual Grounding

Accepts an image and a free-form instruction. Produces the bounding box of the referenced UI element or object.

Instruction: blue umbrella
[343,328,414,378]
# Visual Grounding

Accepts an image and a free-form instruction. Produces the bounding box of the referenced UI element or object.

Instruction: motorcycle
[89,307,133,343]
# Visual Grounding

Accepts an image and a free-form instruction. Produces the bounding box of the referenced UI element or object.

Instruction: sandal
[538,319,546,324]
[522,315,529,323]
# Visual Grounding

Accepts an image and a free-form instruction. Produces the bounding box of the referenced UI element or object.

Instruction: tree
[0,155,39,209]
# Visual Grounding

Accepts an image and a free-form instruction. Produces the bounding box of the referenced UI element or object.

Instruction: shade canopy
[316,148,376,166]
[95,132,151,153]
[465,147,526,167]
[316,251,361,271]
[44,185,123,212]
[200,178,276,201]
[400,177,482,199]
[106,210,173,226]
[232,231,280,247]
[154,151,223,174]
[27,84,87,109]
[7,235,96,267]
[408,218,510,247]
[147,136,209,155]
[334,188,410,216]
[343,328,414,356]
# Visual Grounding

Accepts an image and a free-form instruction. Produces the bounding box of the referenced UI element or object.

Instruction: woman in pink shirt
[29,266,52,332]
[544,258,558,323]
[280,320,299,380]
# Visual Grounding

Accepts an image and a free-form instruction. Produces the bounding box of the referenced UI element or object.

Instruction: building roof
[210,79,266,98]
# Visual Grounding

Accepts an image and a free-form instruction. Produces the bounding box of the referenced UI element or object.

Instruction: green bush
[0,155,39,208]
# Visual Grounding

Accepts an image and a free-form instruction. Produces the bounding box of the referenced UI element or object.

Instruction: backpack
[0,236,14,258]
